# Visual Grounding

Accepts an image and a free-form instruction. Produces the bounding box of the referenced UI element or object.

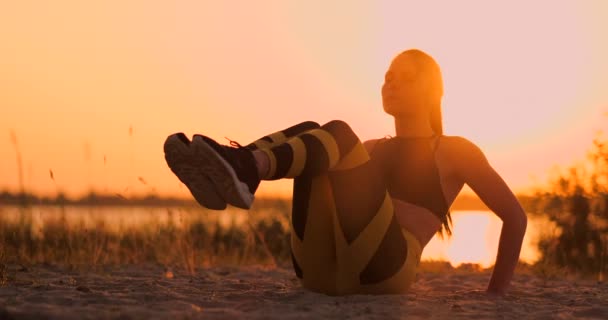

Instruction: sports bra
[369,135,451,231]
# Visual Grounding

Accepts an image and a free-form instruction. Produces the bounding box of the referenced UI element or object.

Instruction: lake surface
[423,210,552,267]
[0,205,552,268]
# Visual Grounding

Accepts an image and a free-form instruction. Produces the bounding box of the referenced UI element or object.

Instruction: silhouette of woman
[164,49,527,295]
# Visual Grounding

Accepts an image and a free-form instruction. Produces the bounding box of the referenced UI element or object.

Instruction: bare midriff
[392,198,442,247]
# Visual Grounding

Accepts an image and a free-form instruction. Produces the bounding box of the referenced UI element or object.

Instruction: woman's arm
[452,137,528,294]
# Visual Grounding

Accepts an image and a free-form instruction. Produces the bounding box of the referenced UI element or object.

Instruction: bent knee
[283,121,321,137]
[321,120,361,155]
[300,121,321,129]
[322,120,353,134]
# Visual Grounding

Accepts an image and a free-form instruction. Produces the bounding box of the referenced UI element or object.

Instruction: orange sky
[1,1,607,199]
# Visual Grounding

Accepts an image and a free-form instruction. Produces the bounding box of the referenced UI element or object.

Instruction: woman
[163,49,527,295]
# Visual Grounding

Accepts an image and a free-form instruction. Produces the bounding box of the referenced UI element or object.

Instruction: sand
[1,264,607,320]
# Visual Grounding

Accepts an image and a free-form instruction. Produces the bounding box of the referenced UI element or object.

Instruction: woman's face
[381,58,421,116]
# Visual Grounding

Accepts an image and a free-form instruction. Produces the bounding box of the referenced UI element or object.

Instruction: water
[422,210,553,267]
[0,205,551,267]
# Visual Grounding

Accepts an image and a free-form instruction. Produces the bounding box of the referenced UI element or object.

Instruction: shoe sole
[164,134,227,210]
[191,135,254,209]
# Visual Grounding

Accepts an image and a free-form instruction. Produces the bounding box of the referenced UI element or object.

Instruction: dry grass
[0,200,585,283]
[0,247,7,286]
[0,202,292,274]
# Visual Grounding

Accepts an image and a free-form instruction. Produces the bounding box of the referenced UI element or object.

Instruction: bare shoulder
[437,135,488,165]
[440,135,526,229]
[438,135,482,151]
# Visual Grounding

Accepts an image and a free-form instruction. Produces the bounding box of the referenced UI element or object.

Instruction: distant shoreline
[0,191,201,208]
[0,191,535,212]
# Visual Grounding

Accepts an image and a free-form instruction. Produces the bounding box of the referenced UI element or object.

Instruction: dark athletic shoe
[191,134,260,209]
[164,133,227,210]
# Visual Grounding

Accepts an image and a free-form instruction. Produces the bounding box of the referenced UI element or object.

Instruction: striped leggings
[247,120,421,295]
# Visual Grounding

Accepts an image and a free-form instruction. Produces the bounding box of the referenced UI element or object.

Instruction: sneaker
[190,134,260,209]
[164,133,227,210]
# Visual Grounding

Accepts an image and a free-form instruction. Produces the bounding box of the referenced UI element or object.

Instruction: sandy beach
[1,264,606,320]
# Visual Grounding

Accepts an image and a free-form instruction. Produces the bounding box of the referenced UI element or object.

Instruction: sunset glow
[422,211,544,268]
[1,1,607,198]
